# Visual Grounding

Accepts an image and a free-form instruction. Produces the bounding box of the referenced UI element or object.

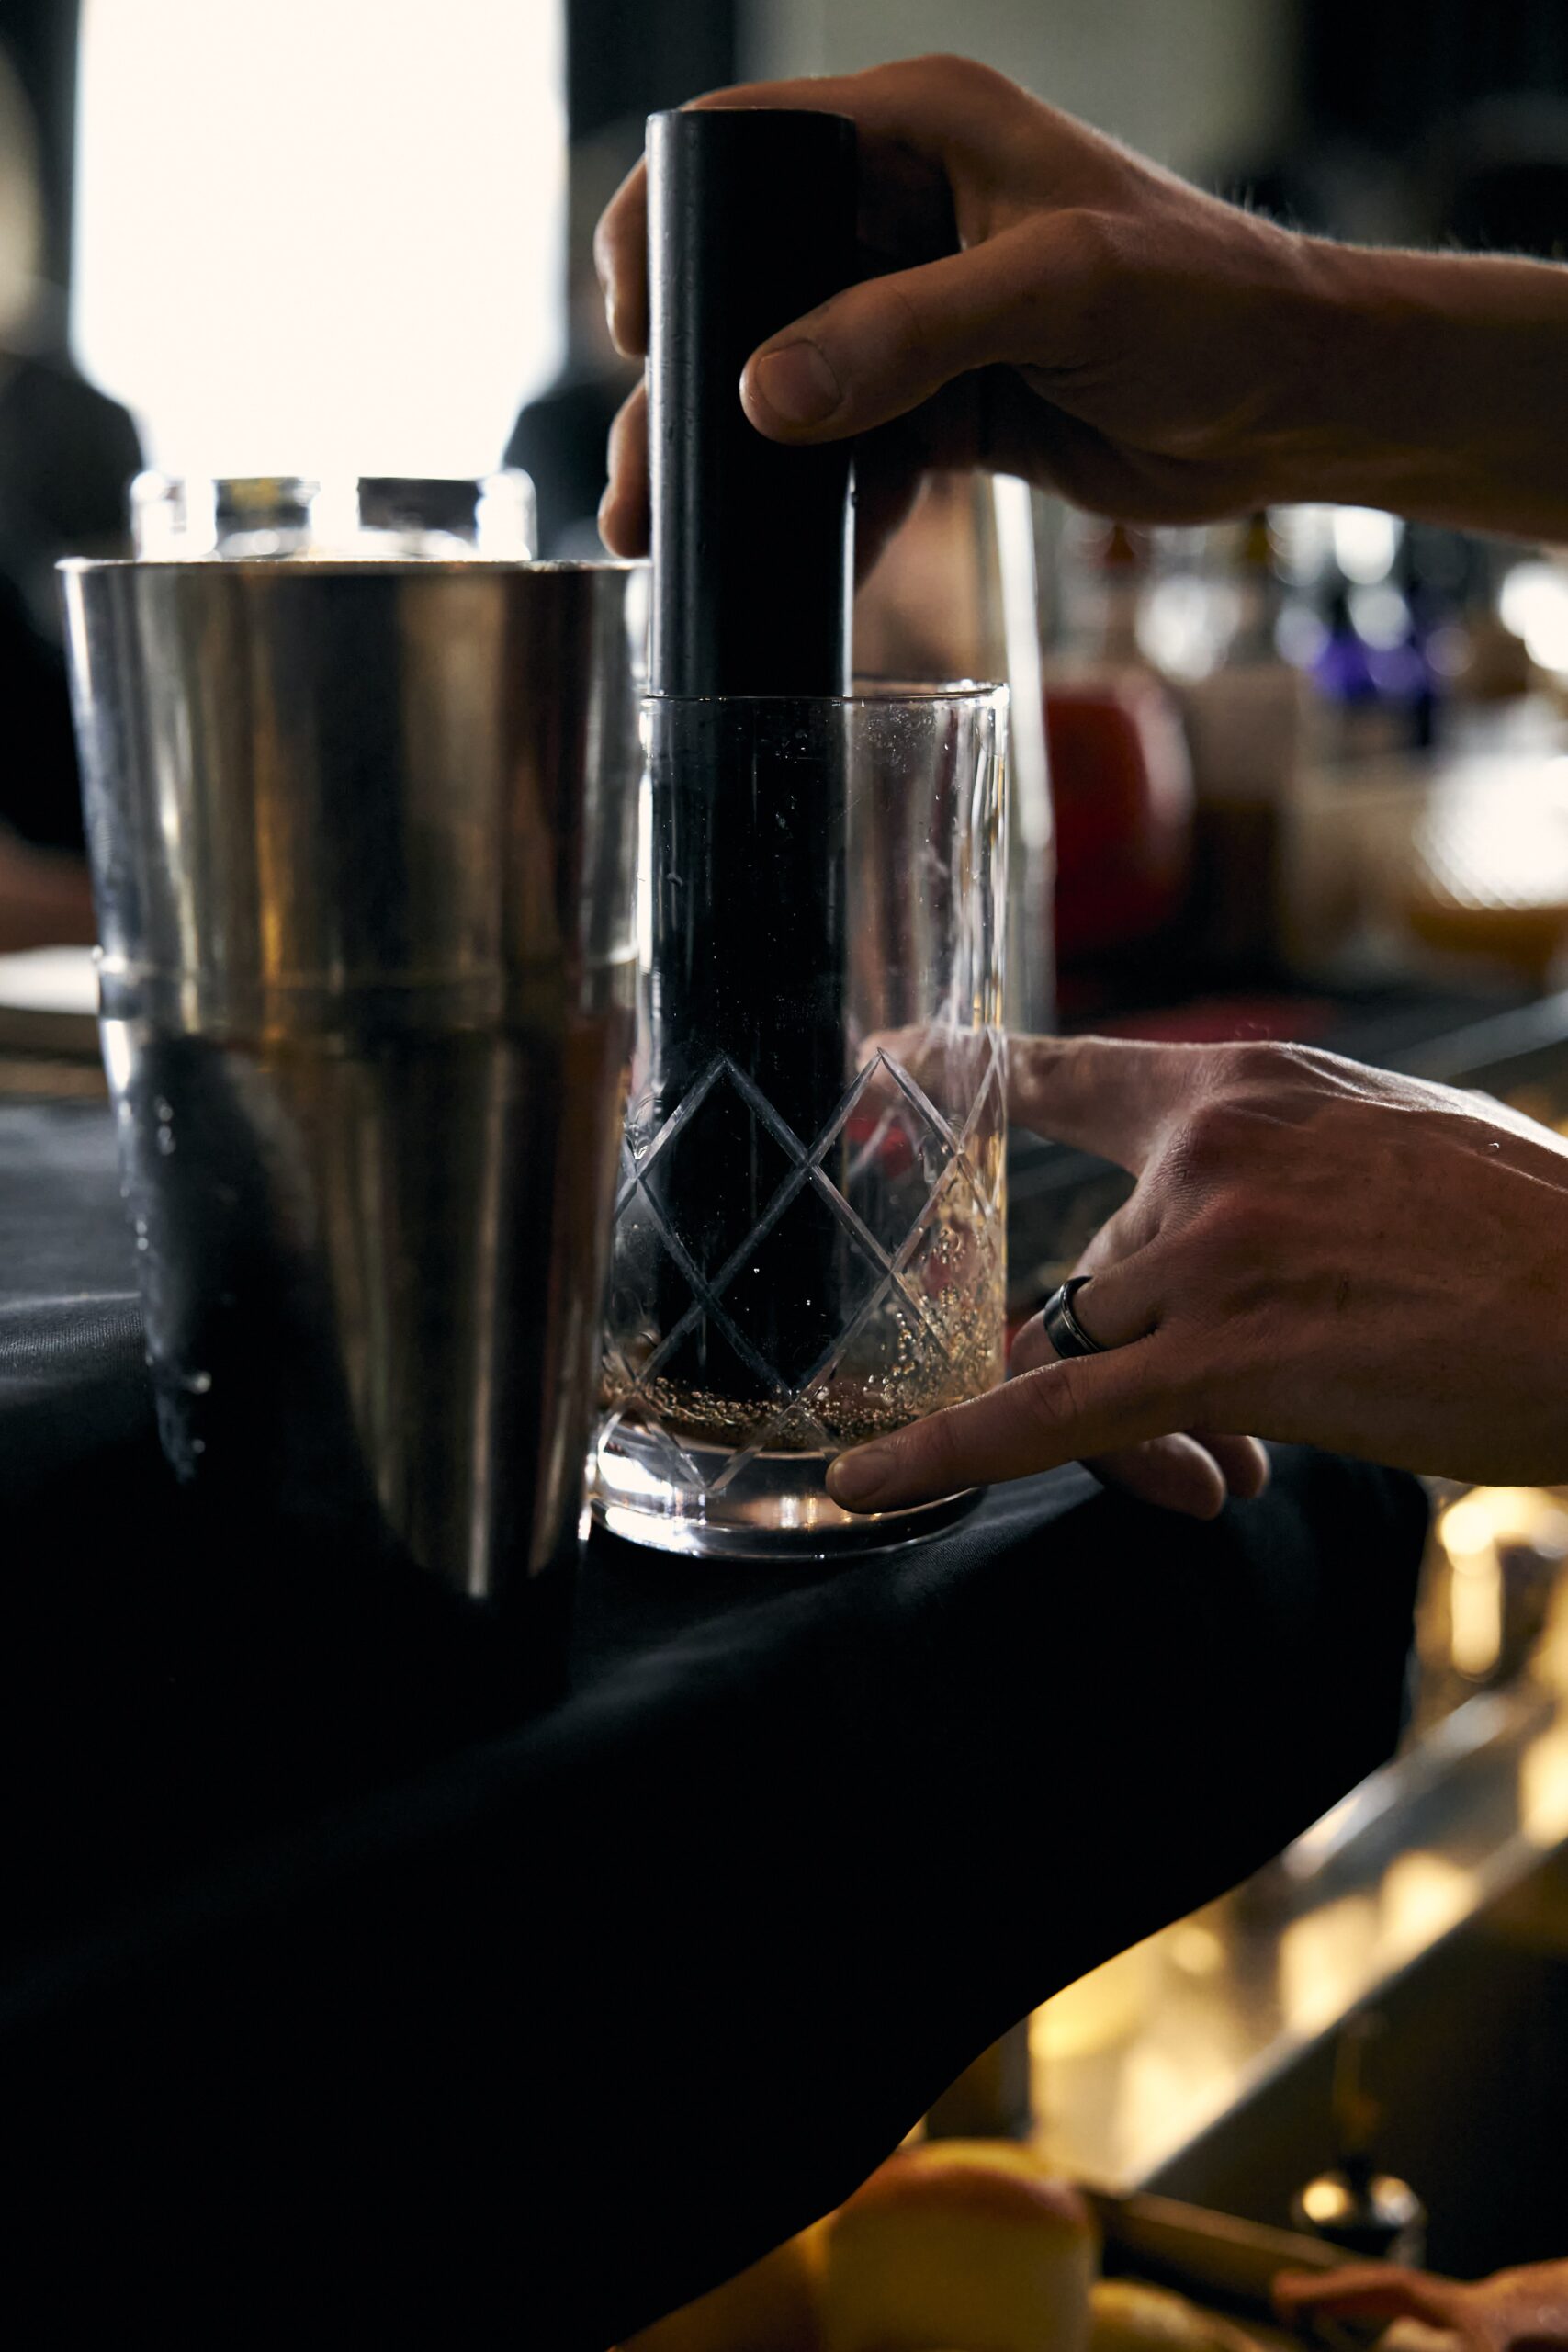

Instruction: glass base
[592,1427,983,1562]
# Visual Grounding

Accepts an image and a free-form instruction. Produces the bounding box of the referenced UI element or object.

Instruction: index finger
[825,1331,1198,1513]
[1007,1035,1211,1172]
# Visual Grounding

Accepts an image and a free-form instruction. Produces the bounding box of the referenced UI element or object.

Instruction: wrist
[1263,238,1568,535]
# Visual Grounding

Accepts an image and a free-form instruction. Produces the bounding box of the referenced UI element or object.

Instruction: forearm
[1272,240,1568,537]
[595,58,1568,555]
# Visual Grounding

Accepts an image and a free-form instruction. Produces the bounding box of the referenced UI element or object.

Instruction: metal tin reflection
[61,557,644,1606]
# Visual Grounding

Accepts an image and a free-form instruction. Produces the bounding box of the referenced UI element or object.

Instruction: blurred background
[6,0,1568,990]
[8,0,1568,2267]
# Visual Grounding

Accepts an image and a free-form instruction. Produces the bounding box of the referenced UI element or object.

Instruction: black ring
[1041,1275,1107,1360]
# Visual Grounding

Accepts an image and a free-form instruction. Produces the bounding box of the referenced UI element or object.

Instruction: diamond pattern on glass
[642,1060,797,1279]
[715,1177,884,1391]
[600,1036,1005,1497]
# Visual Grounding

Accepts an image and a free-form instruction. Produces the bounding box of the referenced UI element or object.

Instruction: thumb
[739,223,1043,442]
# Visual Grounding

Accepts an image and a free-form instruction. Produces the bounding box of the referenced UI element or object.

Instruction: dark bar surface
[0,1101,1427,2340]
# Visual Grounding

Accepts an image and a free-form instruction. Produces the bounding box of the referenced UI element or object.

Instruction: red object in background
[1047,673,1194,967]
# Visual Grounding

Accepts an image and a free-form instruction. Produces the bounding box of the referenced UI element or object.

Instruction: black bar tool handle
[641,107,860,1428]
[648,106,857,697]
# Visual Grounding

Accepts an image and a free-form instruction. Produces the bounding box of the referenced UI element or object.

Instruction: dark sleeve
[0,356,143,550]
[0,358,141,847]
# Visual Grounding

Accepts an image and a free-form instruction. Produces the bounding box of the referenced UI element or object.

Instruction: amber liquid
[602,1075,1006,1459]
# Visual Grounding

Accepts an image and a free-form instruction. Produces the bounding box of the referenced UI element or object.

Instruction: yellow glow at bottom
[1033,1939,1159,2059]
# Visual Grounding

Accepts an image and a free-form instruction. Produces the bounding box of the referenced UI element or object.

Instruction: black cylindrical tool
[643,108,859,1435]
[648,106,856,698]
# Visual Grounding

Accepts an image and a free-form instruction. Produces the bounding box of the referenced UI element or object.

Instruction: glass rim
[56,555,645,578]
[643,676,1007,709]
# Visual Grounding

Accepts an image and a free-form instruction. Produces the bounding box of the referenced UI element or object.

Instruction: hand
[1276,2256,1568,2352]
[824,1036,1568,1517]
[595,55,1568,561]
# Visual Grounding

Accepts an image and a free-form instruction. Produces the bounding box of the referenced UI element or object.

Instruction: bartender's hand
[595,54,1568,558]
[823,1037,1568,1518]
[1276,2256,1568,2352]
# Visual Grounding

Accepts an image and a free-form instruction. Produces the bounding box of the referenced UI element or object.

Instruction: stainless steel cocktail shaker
[61,557,643,1607]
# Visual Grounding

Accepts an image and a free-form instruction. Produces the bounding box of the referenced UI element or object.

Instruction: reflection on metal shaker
[60,558,643,1606]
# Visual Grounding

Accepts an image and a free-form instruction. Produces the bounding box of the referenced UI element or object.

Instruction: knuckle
[1216,1039,1284,1089]
[874,275,936,373]
[1218,1038,1334,1105]
[1178,1189,1276,1326]
[1077,1204,1135,1273]
[1057,206,1126,275]
[1019,211,1133,352]
[1200,1182,1272,1264]
[1169,1094,1253,1176]
[593,188,636,271]
[607,385,645,450]
[1034,206,1130,298]
[897,52,1014,105]
[1017,1357,1089,1441]
[1005,1033,1060,1119]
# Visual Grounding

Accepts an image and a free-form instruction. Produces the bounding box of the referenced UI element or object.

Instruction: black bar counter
[0,1102,1425,2342]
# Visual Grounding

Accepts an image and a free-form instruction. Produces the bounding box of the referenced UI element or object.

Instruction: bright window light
[73,0,565,477]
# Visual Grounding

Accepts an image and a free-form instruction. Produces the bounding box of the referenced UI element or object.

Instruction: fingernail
[751,341,841,426]
[828,1442,892,1510]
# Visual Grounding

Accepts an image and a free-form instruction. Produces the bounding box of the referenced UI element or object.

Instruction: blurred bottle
[1394,524,1472,743]
[1314,579,1396,760]
[1046,521,1193,1010]
[1179,514,1308,978]
[1312,568,1442,764]
[1292,2014,1426,2263]
[1464,536,1539,704]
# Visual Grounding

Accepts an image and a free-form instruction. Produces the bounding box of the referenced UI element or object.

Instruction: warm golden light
[1380,1850,1475,1962]
[1520,1725,1568,1848]
[1438,1486,1568,1557]
[1033,1939,1160,2060]
[1279,1895,1379,2036]
[1435,1487,1568,1681]
[1450,1544,1504,1680]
